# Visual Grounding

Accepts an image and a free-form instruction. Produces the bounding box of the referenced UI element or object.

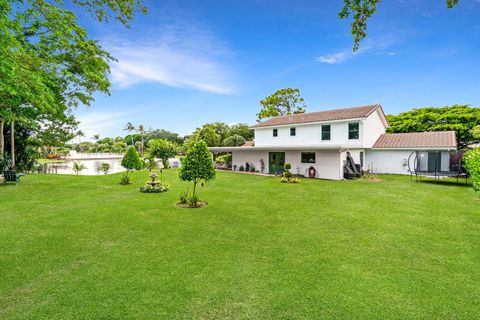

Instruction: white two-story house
[210,104,458,180]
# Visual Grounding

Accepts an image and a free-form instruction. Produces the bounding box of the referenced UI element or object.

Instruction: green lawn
[1,171,479,319]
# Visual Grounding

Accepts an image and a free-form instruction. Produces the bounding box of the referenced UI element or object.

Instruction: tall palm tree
[124,122,135,146]
[92,134,100,152]
[138,124,145,157]
[76,130,85,144]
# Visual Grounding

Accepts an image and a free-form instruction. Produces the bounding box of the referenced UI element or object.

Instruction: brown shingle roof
[252,104,382,127]
[372,131,457,149]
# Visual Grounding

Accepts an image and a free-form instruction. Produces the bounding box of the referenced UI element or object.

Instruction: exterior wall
[231,150,342,180]
[232,150,268,173]
[254,120,363,147]
[362,109,387,147]
[285,150,341,180]
[365,150,414,174]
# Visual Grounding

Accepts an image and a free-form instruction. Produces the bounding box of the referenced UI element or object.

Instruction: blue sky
[74,0,480,139]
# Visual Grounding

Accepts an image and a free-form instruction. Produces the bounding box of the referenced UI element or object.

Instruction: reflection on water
[37,159,125,175]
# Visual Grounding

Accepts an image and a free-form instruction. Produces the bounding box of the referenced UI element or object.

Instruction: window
[301,152,316,163]
[348,122,359,140]
[322,124,331,140]
[273,128,278,137]
[290,127,296,136]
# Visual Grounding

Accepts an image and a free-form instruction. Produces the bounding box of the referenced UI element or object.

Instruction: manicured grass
[1,171,479,319]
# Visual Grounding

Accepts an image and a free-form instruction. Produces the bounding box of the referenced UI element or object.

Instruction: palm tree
[92,134,100,152]
[138,124,145,157]
[124,122,135,146]
[72,161,87,175]
[76,130,85,144]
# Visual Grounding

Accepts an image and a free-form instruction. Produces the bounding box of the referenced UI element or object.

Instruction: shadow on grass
[414,178,472,188]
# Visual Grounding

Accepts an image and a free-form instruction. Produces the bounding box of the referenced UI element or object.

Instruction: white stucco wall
[362,109,387,148]
[366,150,413,174]
[232,150,268,173]
[254,120,363,147]
[232,150,342,180]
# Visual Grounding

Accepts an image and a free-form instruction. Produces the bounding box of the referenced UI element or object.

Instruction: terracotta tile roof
[252,104,382,128]
[372,131,457,149]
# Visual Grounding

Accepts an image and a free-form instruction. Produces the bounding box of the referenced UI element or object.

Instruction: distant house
[210,104,458,180]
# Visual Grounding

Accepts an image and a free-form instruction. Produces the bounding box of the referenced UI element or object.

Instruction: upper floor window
[290,127,296,136]
[322,124,331,141]
[301,152,316,163]
[273,128,278,137]
[348,122,359,140]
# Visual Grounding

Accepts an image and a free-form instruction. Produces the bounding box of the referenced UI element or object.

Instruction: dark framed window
[273,128,278,137]
[348,122,359,140]
[301,152,316,163]
[322,124,331,140]
[290,127,296,136]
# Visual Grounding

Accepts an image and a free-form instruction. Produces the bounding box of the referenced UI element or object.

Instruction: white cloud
[317,36,398,64]
[105,22,237,95]
[75,111,133,141]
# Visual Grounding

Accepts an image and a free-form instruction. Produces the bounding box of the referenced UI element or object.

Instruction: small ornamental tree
[464,148,480,194]
[179,140,216,197]
[148,139,178,168]
[121,146,143,175]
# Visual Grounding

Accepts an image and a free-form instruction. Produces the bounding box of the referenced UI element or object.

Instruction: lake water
[37,157,181,175]
[37,159,125,176]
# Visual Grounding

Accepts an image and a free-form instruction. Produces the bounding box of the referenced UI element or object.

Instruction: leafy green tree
[227,123,254,141]
[222,134,246,147]
[464,148,480,194]
[386,105,480,147]
[146,129,184,144]
[340,0,460,51]
[472,126,480,141]
[121,146,143,175]
[1,0,146,169]
[179,140,216,197]
[257,88,306,121]
[148,139,178,167]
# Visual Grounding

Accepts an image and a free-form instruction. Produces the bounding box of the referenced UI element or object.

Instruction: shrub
[101,163,110,175]
[187,194,200,208]
[122,146,143,172]
[284,162,291,170]
[139,184,169,193]
[284,171,292,178]
[119,172,131,185]
[280,176,300,183]
[250,164,256,172]
[464,148,480,193]
[178,191,189,204]
[239,165,244,171]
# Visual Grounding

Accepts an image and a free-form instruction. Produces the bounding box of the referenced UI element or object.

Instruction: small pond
[37,159,125,176]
